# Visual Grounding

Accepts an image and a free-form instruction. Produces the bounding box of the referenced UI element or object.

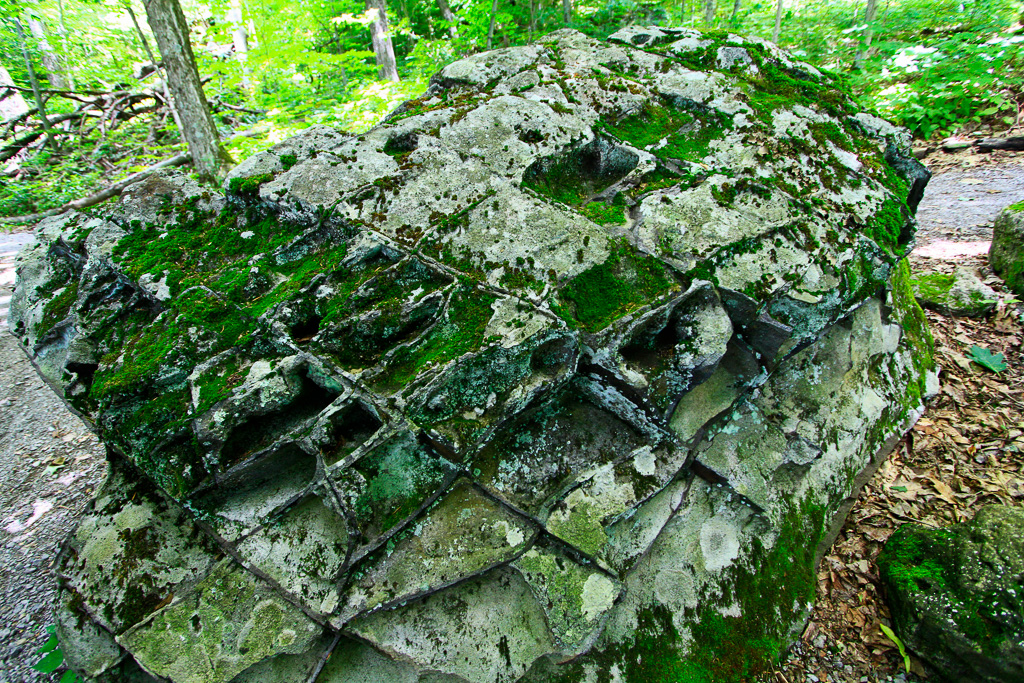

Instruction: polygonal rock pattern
[878,506,1024,683]
[13,27,937,683]
[991,201,1024,296]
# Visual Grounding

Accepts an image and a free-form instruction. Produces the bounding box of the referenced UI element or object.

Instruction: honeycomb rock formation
[12,27,935,683]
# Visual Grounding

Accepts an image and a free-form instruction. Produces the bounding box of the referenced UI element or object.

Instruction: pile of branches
[0,84,170,165]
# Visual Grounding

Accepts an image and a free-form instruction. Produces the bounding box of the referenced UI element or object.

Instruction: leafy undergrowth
[773,252,1024,683]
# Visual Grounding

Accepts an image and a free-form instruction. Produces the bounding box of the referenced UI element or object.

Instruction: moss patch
[554,240,678,332]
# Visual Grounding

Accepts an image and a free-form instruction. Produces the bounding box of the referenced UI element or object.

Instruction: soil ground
[0,148,1021,683]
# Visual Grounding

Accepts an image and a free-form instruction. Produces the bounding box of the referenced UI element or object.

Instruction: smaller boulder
[877,505,1024,683]
[990,202,1024,296]
[910,267,997,317]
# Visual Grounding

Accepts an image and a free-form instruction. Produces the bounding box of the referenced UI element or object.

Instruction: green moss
[279,153,298,171]
[743,57,856,121]
[227,173,273,195]
[1009,201,1024,212]
[865,195,909,256]
[375,287,497,391]
[556,239,677,332]
[579,199,627,226]
[878,522,1014,655]
[890,259,935,392]
[38,281,78,337]
[910,271,955,301]
[601,102,696,150]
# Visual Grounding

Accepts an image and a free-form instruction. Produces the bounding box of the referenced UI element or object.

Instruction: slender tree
[487,0,499,48]
[12,18,58,151]
[143,0,232,179]
[228,0,252,90]
[366,0,400,81]
[436,0,458,39]
[772,0,783,42]
[562,0,572,24]
[703,0,716,25]
[26,15,68,90]
[854,0,879,69]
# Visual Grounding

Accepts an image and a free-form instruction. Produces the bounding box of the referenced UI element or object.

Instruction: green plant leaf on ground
[879,623,911,672]
[969,345,1007,373]
[33,648,63,674]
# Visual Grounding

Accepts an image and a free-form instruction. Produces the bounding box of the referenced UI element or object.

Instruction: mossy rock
[12,27,936,683]
[878,505,1024,683]
[911,267,997,317]
[991,203,1024,296]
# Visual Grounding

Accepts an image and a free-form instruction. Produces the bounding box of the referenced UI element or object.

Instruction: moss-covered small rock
[991,203,1024,296]
[878,506,1024,683]
[911,267,997,317]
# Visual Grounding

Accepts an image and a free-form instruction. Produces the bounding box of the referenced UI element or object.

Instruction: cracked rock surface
[12,27,935,683]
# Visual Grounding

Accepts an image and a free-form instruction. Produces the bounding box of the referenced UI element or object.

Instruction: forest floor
[0,149,1021,683]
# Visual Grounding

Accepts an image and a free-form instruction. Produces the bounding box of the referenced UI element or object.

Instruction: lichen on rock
[12,26,934,683]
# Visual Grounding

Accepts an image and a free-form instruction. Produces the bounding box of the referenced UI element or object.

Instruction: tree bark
[437,0,458,39]
[488,0,499,48]
[703,0,716,25]
[142,0,232,180]
[366,0,400,82]
[772,0,783,42]
[730,0,741,24]
[27,16,68,90]
[13,19,58,151]
[228,0,252,90]
[0,65,30,122]
[562,0,572,24]
[854,0,878,70]
[56,0,75,90]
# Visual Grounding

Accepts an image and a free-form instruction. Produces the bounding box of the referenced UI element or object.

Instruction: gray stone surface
[11,27,935,683]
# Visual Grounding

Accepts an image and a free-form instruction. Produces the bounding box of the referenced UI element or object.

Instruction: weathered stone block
[12,27,935,683]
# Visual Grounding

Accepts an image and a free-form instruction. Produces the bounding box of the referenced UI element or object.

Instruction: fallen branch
[0,151,190,225]
[0,129,259,226]
[0,111,83,162]
[976,136,1024,151]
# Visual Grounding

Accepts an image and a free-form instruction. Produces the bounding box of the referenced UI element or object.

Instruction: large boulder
[878,506,1024,683]
[11,27,935,683]
[991,202,1024,296]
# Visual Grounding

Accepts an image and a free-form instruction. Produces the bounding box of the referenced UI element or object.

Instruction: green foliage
[969,345,1008,373]
[32,625,81,683]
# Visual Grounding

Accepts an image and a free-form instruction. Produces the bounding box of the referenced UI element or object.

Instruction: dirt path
[0,150,1020,683]
[0,245,107,683]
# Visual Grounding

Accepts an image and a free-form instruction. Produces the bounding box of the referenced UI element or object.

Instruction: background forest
[1,0,1022,218]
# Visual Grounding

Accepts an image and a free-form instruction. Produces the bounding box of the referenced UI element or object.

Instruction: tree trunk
[703,0,716,25]
[227,0,252,90]
[730,0,741,24]
[12,19,58,151]
[366,0,400,82]
[26,16,69,90]
[772,0,783,42]
[562,0,571,24]
[56,0,75,91]
[143,0,232,180]
[0,65,30,122]
[528,0,535,41]
[854,0,878,69]
[437,0,458,39]
[488,0,499,48]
